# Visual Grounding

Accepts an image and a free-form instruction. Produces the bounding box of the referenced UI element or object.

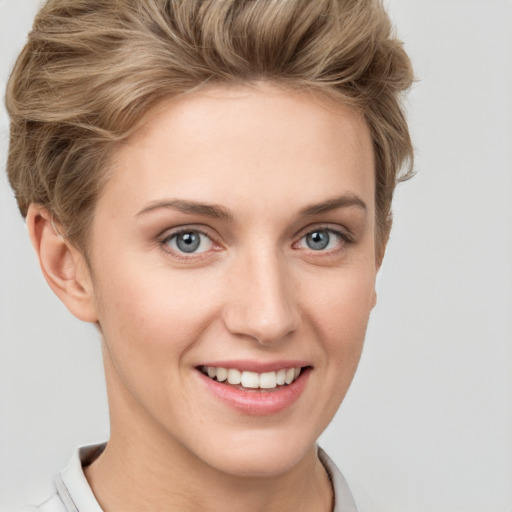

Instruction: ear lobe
[26,204,98,323]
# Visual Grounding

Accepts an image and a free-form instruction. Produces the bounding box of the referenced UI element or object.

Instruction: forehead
[101,84,375,219]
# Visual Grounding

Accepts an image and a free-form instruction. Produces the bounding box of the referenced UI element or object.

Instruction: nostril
[221,262,300,344]
[224,305,300,346]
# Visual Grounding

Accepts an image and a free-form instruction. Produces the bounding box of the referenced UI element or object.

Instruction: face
[87,84,378,477]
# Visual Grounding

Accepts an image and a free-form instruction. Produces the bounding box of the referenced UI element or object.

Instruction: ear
[26,204,98,323]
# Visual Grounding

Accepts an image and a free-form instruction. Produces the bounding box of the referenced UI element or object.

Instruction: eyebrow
[136,199,234,220]
[299,194,367,217]
[136,193,367,220]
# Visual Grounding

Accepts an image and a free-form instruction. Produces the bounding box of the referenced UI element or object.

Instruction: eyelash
[158,225,353,260]
[294,227,354,254]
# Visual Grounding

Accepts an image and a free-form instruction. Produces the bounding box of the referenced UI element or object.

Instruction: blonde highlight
[6,0,414,252]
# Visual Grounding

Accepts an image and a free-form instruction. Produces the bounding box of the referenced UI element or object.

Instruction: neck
[85,434,332,512]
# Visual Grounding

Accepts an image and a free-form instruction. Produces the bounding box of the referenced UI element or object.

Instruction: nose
[222,248,300,346]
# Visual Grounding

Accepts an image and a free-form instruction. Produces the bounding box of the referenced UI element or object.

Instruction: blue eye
[165,230,213,254]
[299,229,344,251]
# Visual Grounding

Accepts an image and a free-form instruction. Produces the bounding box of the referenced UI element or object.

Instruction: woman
[6,1,413,511]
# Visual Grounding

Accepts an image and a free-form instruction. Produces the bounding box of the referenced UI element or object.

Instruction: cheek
[308,266,375,329]
[93,263,224,418]
[292,266,376,437]
[93,259,221,367]
[303,265,376,375]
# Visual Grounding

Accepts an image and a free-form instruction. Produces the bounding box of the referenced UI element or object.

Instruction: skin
[27,84,380,512]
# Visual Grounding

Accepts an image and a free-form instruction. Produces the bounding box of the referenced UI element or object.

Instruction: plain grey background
[1,1,511,511]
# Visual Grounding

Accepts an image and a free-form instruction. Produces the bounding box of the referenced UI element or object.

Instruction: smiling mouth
[198,365,307,391]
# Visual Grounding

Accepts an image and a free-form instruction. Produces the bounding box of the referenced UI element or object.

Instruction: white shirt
[22,444,357,512]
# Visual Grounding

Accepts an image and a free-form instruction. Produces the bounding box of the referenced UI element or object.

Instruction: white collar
[53,444,105,512]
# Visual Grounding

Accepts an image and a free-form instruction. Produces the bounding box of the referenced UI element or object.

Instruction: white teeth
[241,371,259,388]
[285,368,295,385]
[227,368,242,385]
[216,367,228,382]
[259,371,277,389]
[203,366,304,389]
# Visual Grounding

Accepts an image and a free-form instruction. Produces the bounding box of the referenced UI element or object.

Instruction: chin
[192,427,318,479]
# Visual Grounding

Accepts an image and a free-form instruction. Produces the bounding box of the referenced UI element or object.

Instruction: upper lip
[196,360,311,373]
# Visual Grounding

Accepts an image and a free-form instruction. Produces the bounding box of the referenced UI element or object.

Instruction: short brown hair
[6,0,414,252]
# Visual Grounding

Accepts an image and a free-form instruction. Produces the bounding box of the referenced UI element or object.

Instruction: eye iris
[306,230,330,250]
[176,232,201,253]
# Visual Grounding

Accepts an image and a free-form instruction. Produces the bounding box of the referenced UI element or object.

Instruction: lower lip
[196,368,311,415]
